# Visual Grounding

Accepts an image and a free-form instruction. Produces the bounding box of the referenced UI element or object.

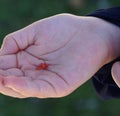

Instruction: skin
[112,62,120,88]
[0,14,120,98]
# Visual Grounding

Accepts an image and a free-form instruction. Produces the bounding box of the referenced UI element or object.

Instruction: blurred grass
[0,0,120,116]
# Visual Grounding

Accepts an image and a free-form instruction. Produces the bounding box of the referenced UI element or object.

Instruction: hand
[0,14,118,98]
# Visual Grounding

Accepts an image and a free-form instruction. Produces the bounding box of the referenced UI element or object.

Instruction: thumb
[111,62,120,88]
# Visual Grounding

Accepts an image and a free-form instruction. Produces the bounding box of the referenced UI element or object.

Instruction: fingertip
[0,76,26,98]
[111,62,120,88]
[3,76,25,88]
[3,76,35,97]
[0,35,19,55]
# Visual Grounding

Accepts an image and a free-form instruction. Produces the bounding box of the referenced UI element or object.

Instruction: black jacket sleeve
[86,7,120,99]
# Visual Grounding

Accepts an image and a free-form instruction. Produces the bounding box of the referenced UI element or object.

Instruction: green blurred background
[0,0,120,116]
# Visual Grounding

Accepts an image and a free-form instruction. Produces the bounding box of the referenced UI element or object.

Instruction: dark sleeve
[86,7,120,99]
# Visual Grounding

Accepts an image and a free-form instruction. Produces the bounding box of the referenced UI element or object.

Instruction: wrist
[85,17,120,64]
[95,17,120,63]
[61,14,120,66]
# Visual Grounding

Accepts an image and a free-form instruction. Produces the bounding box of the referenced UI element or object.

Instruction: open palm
[0,14,109,98]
